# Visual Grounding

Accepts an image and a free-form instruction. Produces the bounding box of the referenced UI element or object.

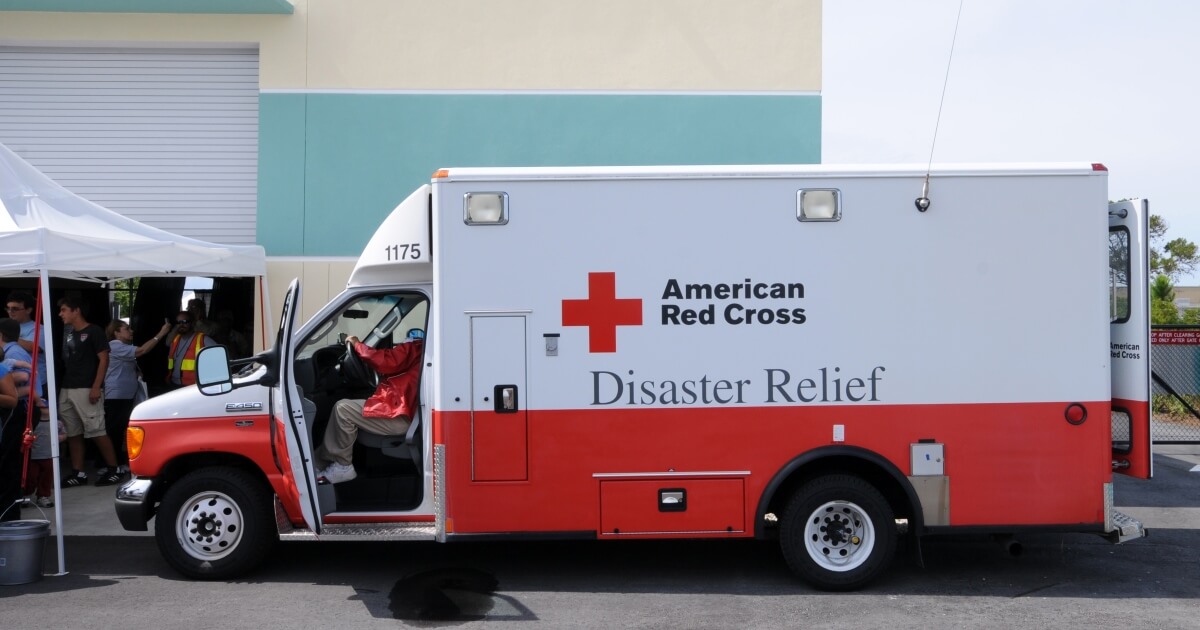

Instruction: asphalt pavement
[1,446,1196,629]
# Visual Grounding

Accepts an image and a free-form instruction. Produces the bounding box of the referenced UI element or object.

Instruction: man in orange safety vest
[165,310,215,390]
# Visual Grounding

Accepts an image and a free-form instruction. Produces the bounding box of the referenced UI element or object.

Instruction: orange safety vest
[166,333,206,385]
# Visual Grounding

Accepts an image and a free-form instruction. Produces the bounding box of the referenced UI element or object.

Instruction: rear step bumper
[1104,482,1147,543]
[1106,510,1147,543]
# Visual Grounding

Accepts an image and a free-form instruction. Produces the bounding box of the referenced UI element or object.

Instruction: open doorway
[124,276,255,396]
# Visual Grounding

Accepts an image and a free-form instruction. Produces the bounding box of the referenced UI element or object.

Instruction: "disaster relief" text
[591,366,885,406]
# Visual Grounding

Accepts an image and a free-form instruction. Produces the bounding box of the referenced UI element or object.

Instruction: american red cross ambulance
[115,163,1151,590]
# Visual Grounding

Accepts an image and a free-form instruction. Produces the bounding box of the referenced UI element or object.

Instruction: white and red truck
[116,163,1151,590]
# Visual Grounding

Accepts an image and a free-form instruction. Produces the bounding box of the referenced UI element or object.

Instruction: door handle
[494,384,518,413]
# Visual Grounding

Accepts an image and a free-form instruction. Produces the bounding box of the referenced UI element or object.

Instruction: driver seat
[356,411,421,470]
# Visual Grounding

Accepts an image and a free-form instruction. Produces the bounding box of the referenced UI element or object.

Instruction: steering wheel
[338,340,378,389]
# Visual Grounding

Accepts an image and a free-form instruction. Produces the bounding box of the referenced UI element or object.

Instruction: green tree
[1150,274,1179,324]
[111,277,140,321]
[1151,273,1175,302]
[1149,214,1200,283]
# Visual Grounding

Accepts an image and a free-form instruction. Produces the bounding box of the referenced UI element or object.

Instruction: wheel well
[149,453,272,510]
[756,450,920,539]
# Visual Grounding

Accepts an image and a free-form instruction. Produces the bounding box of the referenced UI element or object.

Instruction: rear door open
[1109,199,1152,478]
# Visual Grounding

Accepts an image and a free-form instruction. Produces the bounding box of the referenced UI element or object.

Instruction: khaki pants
[316,398,410,467]
[60,388,106,438]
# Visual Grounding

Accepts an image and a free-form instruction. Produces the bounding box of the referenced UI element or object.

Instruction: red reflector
[1092,163,1108,171]
[1065,403,1088,425]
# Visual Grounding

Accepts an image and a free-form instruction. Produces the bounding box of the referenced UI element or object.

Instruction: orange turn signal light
[126,427,145,460]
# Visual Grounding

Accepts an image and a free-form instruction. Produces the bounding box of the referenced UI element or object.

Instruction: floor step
[279,522,437,541]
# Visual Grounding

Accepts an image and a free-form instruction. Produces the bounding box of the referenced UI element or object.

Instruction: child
[21,402,56,509]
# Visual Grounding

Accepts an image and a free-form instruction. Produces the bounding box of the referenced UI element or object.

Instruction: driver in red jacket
[315,329,424,484]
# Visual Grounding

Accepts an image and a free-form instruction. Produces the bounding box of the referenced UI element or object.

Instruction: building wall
[0,0,822,323]
[1172,286,1200,313]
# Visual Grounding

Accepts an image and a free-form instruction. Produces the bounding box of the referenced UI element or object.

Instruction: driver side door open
[291,290,430,513]
[273,280,322,533]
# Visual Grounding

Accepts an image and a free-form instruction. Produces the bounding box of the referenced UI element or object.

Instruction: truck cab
[115,185,437,578]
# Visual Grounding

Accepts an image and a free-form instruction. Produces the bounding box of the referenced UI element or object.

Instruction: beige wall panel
[0,9,308,88]
[0,1,819,91]
[325,261,356,298]
[306,0,820,91]
[263,258,355,345]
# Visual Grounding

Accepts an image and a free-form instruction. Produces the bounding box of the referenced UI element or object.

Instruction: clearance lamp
[464,192,509,225]
[798,189,841,222]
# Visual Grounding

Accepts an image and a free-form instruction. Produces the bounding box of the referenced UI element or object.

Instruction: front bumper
[114,477,156,531]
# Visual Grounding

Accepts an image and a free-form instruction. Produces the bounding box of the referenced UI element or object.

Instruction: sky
[822,1,1200,284]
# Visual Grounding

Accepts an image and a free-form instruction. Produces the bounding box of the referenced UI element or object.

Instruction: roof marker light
[464,192,509,225]
[797,189,841,222]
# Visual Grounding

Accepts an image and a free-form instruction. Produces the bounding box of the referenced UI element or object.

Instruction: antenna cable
[918,0,967,212]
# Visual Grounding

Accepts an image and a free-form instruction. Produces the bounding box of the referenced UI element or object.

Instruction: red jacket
[355,339,424,419]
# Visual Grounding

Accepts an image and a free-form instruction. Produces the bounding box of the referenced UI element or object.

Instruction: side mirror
[196,346,233,396]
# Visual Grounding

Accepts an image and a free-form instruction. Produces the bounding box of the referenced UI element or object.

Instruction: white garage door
[0,45,259,245]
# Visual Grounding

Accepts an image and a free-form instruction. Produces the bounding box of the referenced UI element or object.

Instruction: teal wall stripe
[258,95,307,256]
[259,93,821,257]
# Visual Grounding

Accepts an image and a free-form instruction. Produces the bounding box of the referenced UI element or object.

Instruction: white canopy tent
[0,141,267,575]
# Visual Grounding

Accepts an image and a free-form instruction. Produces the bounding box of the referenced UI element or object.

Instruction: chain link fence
[1150,325,1200,444]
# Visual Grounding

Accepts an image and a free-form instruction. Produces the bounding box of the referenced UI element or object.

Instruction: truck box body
[430,165,1110,533]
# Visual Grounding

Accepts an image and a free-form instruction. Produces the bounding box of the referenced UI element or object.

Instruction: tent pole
[40,269,67,576]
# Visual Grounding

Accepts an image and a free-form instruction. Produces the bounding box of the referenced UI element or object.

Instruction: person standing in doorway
[165,311,215,391]
[57,295,123,487]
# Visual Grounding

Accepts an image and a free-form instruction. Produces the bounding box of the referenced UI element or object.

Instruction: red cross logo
[562,272,643,353]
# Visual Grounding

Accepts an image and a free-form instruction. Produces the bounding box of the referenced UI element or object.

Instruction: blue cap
[406,328,425,340]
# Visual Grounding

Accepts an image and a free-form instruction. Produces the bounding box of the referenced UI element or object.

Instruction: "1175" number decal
[385,243,422,261]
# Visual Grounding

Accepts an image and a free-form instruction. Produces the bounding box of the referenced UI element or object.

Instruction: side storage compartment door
[272,279,323,531]
[599,478,746,536]
[1109,199,1153,478]
[470,315,528,481]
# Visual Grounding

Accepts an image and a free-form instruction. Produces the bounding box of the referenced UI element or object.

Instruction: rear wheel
[779,474,896,591]
[155,467,276,579]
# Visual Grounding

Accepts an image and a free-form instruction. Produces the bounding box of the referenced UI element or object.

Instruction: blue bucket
[0,520,50,585]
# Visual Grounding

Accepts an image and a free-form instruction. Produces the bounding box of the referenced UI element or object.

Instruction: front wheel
[779,474,896,591]
[155,467,277,579]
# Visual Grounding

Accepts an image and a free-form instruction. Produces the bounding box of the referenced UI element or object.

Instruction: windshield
[297,293,428,360]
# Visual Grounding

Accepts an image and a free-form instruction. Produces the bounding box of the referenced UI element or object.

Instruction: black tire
[779,474,896,591]
[155,466,277,580]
